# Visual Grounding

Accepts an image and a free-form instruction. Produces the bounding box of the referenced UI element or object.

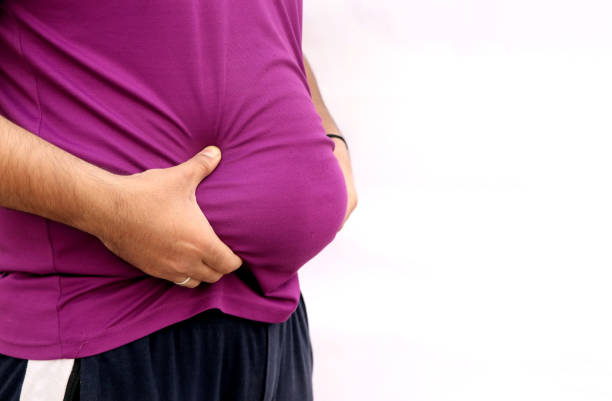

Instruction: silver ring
[174,276,192,286]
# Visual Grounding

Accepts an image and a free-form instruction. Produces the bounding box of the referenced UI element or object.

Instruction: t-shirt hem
[0,291,299,360]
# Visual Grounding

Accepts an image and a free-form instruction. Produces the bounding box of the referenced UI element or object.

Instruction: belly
[8,99,347,292]
[38,67,345,294]
[0,0,347,293]
[196,131,347,295]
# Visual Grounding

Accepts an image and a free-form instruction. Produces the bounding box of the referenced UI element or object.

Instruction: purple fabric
[0,0,347,359]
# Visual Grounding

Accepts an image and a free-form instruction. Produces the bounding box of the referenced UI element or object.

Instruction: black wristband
[326,133,349,151]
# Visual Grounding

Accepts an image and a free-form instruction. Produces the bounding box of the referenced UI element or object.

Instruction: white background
[298,1,612,400]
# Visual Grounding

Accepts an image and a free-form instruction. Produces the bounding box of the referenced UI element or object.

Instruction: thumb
[182,146,222,184]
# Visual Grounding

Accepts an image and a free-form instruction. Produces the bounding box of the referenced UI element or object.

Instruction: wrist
[326,133,349,152]
[71,168,128,240]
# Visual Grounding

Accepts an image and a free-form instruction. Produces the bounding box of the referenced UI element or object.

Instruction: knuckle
[204,271,223,283]
[195,153,215,170]
[202,246,224,270]
[168,260,187,275]
[217,262,236,275]
[200,244,241,277]
[211,253,242,274]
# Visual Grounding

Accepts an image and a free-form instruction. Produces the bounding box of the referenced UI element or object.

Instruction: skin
[0,113,241,288]
[303,54,358,230]
[0,54,356,289]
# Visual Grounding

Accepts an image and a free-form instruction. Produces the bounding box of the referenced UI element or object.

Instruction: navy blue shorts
[0,292,313,401]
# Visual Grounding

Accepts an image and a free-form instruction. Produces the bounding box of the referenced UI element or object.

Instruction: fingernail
[202,146,220,158]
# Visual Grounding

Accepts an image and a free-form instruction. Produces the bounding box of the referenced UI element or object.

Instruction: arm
[303,54,342,137]
[302,54,358,229]
[0,113,241,286]
[0,113,120,236]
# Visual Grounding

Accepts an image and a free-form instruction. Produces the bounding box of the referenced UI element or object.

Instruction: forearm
[303,54,352,158]
[0,113,120,237]
[302,54,358,225]
[303,54,343,136]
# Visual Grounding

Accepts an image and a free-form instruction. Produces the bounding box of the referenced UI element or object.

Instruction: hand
[331,137,358,231]
[95,146,243,288]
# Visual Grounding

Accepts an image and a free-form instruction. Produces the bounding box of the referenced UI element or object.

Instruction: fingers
[201,236,244,276]
[169,259,228,289]
[174,276,201,289]
[194,262,224,284]
[161,224,243,289]
[179,146,222,187]
[154,234,242,289]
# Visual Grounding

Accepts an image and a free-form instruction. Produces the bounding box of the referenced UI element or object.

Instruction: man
[0,1,357,400]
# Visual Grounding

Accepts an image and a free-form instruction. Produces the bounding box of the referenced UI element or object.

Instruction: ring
[174,276,192,286]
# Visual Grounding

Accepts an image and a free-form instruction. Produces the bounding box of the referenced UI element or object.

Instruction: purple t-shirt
[0,0,347,359]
